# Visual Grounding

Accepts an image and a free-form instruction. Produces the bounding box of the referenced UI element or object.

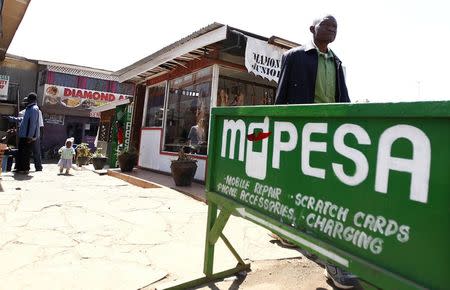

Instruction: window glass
[164,67,212,155]
[217,67,276,107]
[218,76,275,106]
[144,82,166,127]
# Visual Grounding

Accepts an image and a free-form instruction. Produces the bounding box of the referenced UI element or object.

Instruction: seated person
[187,118,206,153]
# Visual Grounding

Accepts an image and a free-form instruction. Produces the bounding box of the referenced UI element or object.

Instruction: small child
[58,138,75,175]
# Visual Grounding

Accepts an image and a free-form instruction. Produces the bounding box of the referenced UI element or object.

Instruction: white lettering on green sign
[217,175,412,255]
[221,118,431,203]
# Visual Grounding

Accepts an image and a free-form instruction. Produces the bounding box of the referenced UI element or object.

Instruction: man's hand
[26,137,35,143]
[0,143,8,154]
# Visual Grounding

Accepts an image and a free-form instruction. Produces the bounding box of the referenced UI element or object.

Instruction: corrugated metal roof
[115,23,227,83]
[115,22,224,77]
[114,22,299,84]
[40,61,119,81]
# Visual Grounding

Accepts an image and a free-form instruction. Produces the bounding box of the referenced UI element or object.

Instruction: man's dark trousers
[16,138,33,172]
[32,138,42,171]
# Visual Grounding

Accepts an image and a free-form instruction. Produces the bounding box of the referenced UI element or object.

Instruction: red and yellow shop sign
[43,84,132,110]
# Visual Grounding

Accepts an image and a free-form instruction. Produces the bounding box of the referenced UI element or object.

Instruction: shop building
[0,54,38,138]
[37,61,135,156]
[116,23,298,181]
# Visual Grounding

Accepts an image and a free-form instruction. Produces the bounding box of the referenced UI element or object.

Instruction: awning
[113,23,300,85]
[90,98,130,113]
[115,23,228,83]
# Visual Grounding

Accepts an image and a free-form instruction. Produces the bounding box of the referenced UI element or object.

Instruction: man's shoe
[325,264,358,289]
[269,233,297,248]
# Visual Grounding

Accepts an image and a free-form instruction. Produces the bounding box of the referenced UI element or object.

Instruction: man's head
[23,92,37,105]
[310,15,338,47]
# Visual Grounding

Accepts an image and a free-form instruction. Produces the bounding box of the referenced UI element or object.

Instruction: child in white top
[58,138,75,175]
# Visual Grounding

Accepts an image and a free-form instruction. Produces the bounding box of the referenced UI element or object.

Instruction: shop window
[218,76,275,106]
[163,67,212,155]
[217,67,276,107]
[144,82,166,127]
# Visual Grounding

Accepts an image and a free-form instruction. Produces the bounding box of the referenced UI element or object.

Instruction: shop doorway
[66,122,83,144]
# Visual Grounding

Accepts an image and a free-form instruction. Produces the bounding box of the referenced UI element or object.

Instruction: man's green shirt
[314,48,336,103]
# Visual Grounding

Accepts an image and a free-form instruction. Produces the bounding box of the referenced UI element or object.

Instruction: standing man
[16,105,44,171]
[275,15,349,105]
[275,15,356,289]
[12,92,40,174]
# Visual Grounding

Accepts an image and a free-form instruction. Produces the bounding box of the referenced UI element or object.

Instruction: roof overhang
[116,23,228,83]
[90,98,130,113]
[39,60,119,81]
[0,0,31,61]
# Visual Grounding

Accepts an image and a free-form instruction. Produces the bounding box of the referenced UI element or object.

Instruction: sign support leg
[203,201,218,276]
[159,201,250,289]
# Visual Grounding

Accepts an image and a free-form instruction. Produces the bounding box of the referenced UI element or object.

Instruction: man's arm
[6,116,23,123]
[275,53,291,104]
[337,65,351,103]
[38,110,44,128]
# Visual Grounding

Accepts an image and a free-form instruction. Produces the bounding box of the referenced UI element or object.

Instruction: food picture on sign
[44,85,59,105]
[81,99,96,109]
[61,97,82,108]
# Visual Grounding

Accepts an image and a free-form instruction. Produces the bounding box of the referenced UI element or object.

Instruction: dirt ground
[193,257,335,290]
[146,237,367,290]
[146,256,334,290]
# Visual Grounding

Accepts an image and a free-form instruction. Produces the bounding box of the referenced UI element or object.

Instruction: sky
[8,0,450,103]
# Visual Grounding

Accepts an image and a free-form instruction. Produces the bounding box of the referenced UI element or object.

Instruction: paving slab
[0,164,301,289]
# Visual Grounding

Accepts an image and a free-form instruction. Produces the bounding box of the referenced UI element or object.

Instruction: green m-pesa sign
[206,101,449,290]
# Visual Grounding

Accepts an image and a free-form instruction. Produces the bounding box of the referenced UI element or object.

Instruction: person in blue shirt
[9,92,40,174]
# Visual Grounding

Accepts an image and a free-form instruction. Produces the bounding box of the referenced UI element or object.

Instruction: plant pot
[76,156,90,167]
[118,153,137,172]
[92,157,107,170]
[170,160,198,186]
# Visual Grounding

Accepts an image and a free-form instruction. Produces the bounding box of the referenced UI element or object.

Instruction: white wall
[138,129,207,181]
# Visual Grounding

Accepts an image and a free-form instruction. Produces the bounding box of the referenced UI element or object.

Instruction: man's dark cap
[24,92,37,103]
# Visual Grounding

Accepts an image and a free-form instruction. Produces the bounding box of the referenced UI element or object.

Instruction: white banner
[0,75,10,98]
[245,37,286,83]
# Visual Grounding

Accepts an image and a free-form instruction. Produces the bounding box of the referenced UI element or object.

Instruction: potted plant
[91,148,107,170]
[76,143,92,166]
[170,146,198,186]
[118,147,138,172]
